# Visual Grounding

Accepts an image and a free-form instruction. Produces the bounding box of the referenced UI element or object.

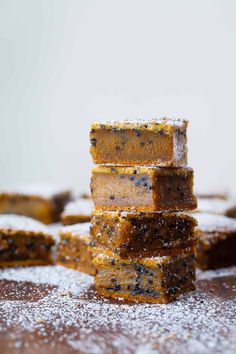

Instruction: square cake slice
[61,199,93,225]
[91,166,197,212]
[0,185,71,224]
[0,215,55,267]
[195,212,236,270]
[90,118,188,166]
[91,210,197,257]
[93,251,196,304]
[57,223,96,275]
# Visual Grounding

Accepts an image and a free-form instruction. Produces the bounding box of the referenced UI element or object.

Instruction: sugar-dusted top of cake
[92,209,197,223]
[196,198,236,215]
[0,184,71,199]
[195,212,236,233]
[92,165,193,175]
[0,214,50,234]
[59,222,91,238]
[95,251,193,267]
[63,199,93,216]
[91,117,188,130]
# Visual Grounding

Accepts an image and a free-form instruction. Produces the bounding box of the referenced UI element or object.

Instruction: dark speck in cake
[90,139,97,147]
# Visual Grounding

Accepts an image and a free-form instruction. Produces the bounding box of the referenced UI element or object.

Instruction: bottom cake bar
[195,212,236,270]
[93,252,196,304]
[0,215,55,267]
[57,223,97,275]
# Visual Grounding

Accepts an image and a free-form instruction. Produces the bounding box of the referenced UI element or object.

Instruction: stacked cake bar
[90,118,197,303]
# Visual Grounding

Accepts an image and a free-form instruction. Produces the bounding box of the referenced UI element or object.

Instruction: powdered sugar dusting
[0,214,50,234]
[194,212,236,233]
[173,127,188,165]
[0,184,71,199]
[94,252,194,265]
[92,117,188,129]
[62,199,93,217]
[0,265,235,353]
[195,198,236,216]
[59,222,91,237]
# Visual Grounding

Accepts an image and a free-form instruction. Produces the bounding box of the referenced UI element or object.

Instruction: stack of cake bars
[90,118,197,303]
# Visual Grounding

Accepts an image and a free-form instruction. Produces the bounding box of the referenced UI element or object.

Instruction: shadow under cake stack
[90,118,197,303]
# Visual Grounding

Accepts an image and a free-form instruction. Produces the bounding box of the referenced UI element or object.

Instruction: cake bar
[91,165,197,212]
[91,210,197,257]
[0,185,71,224]
[0,214,55,267]
[93,251,195,303]
[90,118,188,166]
[196,190,229,200]
[61,199,93,225]
[195,212,236,270]
[57,223,96,275]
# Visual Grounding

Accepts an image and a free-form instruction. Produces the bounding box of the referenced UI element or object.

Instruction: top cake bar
[90,118,188,166]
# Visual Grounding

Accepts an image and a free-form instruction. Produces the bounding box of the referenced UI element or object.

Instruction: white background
[0,0,235,195]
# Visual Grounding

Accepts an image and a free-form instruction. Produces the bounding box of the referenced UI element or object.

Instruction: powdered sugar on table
[0,265,235,354]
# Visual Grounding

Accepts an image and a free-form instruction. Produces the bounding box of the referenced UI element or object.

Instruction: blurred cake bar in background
[194,198,236,218]
[93,251,195,304]
[195,212,236,269]
[61,198,93,225]
[91,166,197,212]
[90,118,188,166]
[91,210,197,258]
[0,214,55,267]
[0,185,71,224]
[57,223,96,275]
[196,190,229,200]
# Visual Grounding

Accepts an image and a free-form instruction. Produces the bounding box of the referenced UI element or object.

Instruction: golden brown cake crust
[0,259,53,268]
[61,215,91,225]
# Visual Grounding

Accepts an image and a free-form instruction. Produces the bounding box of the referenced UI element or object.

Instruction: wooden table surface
[0,265,236,354]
